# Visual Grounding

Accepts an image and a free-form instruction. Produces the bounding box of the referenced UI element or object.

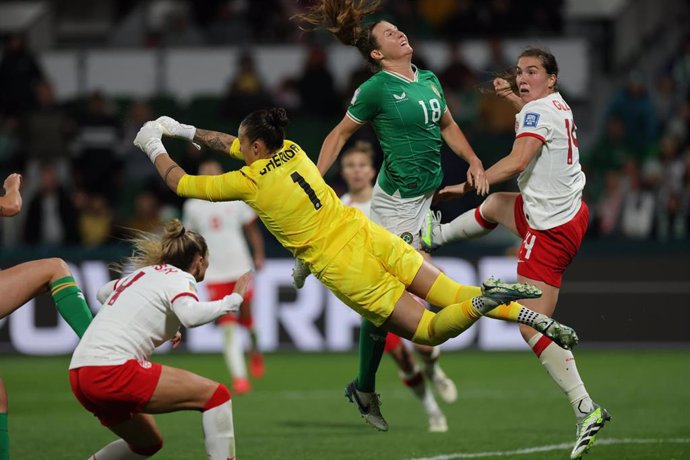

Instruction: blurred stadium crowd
[0,0,688,250]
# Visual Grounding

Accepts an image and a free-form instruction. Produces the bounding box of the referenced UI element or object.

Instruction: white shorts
[369,183,433,249]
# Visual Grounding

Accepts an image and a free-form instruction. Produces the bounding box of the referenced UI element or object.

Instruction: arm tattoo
[194,129,235,154]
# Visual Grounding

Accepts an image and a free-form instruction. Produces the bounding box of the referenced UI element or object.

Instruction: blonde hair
[341,140,375,165]
[115,219,207,273]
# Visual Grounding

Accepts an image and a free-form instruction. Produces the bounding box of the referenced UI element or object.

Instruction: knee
[202,383,231,411]
[47,258,70,278]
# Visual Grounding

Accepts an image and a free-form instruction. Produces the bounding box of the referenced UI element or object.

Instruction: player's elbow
[2,201,22,217]
[513,159,529,174]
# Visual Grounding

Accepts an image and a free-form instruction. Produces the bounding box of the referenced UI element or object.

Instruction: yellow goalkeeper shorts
[315,219,424,326]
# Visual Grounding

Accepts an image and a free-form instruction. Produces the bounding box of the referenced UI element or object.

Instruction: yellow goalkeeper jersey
[177,139,365,273]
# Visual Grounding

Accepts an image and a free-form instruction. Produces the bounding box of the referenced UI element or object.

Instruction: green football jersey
[347,66,447,198]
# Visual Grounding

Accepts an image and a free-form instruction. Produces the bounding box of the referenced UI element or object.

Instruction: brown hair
[493,47,560,95]
[341,140,375,165]
[116,219,207,273]
[294,0,384,70]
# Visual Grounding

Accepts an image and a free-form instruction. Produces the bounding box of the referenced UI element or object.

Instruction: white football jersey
[514,92,586,230]
[183,199,256,282]
[69,264,199,368]
[340,193,371,217]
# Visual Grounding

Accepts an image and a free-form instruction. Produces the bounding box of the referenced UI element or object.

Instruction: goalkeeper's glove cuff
[144,138,166,162]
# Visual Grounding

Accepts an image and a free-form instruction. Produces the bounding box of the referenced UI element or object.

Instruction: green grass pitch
[2,350,689,459]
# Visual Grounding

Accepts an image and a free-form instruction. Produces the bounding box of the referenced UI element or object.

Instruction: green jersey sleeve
[346,80,382,124]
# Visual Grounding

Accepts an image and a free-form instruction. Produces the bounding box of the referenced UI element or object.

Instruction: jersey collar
[383,64,418,83]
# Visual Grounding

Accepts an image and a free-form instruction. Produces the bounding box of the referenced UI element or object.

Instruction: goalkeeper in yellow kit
[133,107,578,429]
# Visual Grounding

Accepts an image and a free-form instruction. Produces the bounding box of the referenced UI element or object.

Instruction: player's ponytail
[115,219,208,273]
[294,0,383,70]
[241,108,288,152]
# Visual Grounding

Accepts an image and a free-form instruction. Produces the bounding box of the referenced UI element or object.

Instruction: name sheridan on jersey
[259,143,299,175]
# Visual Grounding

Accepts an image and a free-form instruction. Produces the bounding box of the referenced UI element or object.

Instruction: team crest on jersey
[523,112,541,128]
[351,87,361,105]
[188,282,197,293]
[430,83,441,98]
[399,232,414,244]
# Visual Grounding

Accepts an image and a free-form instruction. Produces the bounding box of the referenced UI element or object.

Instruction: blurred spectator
[22,80,75,189]
[668,34,690,99]
[247,0,289,43]
[0,34,44,116]
[0,117,20,179]
[481,37,513,78]
[274,77,302,113]
[221,52,273,119]
[584,116,634,179]
[417,0,457,31]
[205,1,251,45]
[605,72,658,162]
[438,43,479,125]
[477,90,516,134]
[23,162,79,245]
[652,136,688,241]
[296,45,339,118]
[594,170,625,237]
[72,91,123,201]
[388,0,433,40]
[477,1,524,37]
[620,160,656,239]
[653,75,682,130]
[664,102,690,148]
[119,100,159,186]
[160,9,205,47]
[125,189,164,235]
[440,0,481,39]
[78,194,114,247]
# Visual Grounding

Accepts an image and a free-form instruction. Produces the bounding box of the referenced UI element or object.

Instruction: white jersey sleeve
[514,92,586,230]
[69,264,199,368]
[172,293,243,328]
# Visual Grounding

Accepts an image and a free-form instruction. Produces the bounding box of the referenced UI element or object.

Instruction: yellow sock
[425,273,481,308]
[412,300,482,346]
[484,301,523,322]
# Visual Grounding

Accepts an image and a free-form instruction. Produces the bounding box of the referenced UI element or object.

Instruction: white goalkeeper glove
[156,116,201,150]
[133,121,166,162]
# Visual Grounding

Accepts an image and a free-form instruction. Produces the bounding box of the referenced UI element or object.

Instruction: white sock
[89,439,151,459]
[528,333,594,420]
[223,324,247,380]
[401,367,441,416]
[203,401,236,460]
[440,206,496,244]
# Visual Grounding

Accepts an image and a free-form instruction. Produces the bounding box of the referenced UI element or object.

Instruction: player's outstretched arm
[439,111,489,196]
[193,128,237,156]
[134,121,188,192]
[316,115,361,176]
[156,115,238,155]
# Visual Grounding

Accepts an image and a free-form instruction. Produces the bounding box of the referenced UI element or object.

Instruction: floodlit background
[0,0,688,458]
